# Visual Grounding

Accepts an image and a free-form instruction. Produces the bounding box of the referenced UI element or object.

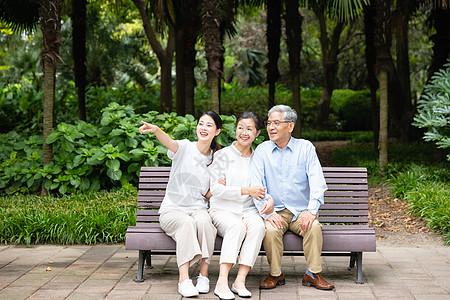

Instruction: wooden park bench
[125,166,376,284]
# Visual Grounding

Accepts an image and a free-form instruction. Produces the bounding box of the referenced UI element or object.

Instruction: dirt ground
[313,140,447,248]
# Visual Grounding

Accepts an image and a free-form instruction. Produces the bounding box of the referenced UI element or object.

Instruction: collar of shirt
[269,136,295,153]
[231,141,254,158]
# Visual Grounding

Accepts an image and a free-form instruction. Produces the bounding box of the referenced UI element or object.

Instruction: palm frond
[0,0,40,32]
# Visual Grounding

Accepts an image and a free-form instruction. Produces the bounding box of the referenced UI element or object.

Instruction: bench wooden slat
[320,204,368,210]
[319,216,369,223]
[324,191,369,197]
[325,178,367,184]
[326,185,368,191]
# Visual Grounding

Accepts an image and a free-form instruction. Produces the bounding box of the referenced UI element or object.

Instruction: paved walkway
[0,244,449,300]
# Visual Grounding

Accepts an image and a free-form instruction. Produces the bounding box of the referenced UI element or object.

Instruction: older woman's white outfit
[159,139,217,269]
[209,142,265,267]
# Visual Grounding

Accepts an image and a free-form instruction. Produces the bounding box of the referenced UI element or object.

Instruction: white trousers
[160,209,217,268]
[210,210,265,267]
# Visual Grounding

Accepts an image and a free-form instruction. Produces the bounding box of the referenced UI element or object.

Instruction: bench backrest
[136,166,368,225]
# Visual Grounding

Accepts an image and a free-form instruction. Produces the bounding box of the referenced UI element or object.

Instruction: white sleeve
[167,139,189,160]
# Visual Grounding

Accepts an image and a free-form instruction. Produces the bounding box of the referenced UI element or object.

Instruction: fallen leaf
[46,267,52,271]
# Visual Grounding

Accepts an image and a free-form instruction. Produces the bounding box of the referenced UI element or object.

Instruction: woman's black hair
[236,111,263,130]
[199,111,222,165]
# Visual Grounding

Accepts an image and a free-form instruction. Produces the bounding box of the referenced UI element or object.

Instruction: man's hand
[244,186,266,200]
[139,121,159,134]
[267,213,284,229]
[260,197,274,215]
[298,210,316,232]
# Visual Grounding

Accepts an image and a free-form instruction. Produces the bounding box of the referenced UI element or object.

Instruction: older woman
[209,112,274,299]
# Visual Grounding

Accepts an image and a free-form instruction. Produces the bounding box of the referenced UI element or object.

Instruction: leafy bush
[413,60,450,161]
[0,190,137,245]
[0,103,240,195]
[331,89,375,131]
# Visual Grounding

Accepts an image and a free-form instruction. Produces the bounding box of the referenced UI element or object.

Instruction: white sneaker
[196,274,210,294]
[178,279,199,297]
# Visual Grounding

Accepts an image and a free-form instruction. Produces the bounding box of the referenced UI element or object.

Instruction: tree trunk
[428,7,450,80]
[39,0,62,196]
[210,76,220,112]
[175,26,186,115]
[132,0,175,113]
[266,0,282,109]
[182,0,200,116]
[364,3,379,151]
[72,0,87,121]
[378,70,388,169]
[313,3,344,130]
[389,0,416,142]
[374,0,392,171]
[378,71,388,170]
[284,0,302,138]
[202,0,224,112]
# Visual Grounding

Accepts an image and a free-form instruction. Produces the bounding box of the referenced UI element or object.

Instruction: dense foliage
[0,102,241,195]
[413,60,450,161]
[333,143,450,244]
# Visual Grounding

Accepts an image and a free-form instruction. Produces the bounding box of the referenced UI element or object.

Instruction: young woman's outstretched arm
[139,121,179,153]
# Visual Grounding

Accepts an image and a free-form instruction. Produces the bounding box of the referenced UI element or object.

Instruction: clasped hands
[217,178,274,215]
[267,210,316,231]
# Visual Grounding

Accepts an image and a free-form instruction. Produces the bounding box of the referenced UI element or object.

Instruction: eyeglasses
[265,120,292,127]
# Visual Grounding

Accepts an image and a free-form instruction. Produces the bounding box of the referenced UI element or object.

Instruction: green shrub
[413,60,450,161]
[333,142,450,244]
[0,103,240,195]
[0,190,137,245]
[331,89,374,131]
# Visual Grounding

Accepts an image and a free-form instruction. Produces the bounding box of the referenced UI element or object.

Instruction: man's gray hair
[268,105,297,125]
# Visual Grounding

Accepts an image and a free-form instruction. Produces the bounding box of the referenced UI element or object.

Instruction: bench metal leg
[348,252,357,270]
[355,252,363,284]
[145,250,153,269]
[135,250,150,282]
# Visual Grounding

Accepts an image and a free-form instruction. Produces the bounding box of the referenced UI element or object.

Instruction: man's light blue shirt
[251,137,327,221]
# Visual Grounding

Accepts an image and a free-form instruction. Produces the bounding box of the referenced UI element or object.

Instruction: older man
[251,105,334,290]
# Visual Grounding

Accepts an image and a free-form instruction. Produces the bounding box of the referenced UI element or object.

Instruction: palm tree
[311,0,369,130]
[266,0,282,109]
[284,0,303,137]
[72,0,87,121]
[202,0,225,113]
[363,2,379,151]
[374,0,392,170]
[132,0,176,113]
[1,0,63,195]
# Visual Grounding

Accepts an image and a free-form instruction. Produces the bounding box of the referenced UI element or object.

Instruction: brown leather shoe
[302,273,335,290]
[259,273,285,290]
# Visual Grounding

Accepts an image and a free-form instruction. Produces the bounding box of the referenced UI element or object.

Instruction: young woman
[208,112,274,299]
[139,111,222,298]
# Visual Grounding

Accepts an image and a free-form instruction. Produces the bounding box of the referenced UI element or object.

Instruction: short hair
[236,111,263,130]
[268,105,297,125]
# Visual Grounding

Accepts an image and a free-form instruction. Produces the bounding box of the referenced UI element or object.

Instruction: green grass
[0,190,137,245]
[333,142,450,244]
